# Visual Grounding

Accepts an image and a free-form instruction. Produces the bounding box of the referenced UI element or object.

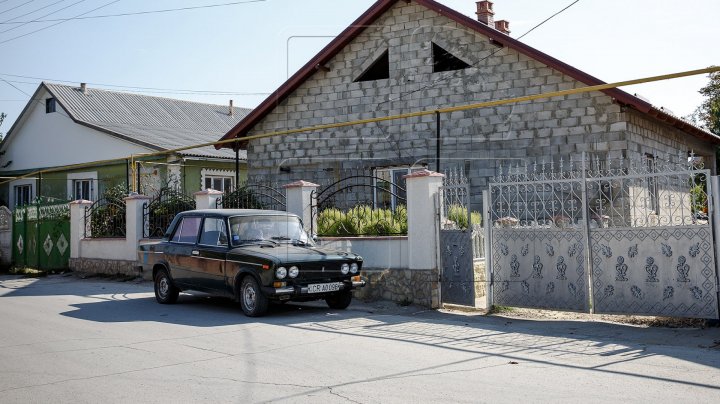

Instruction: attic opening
[432,43,471,73]
[45,97,56,113]
[354,50,389,82]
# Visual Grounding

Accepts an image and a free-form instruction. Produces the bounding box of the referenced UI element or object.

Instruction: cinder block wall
[244,1,715,211]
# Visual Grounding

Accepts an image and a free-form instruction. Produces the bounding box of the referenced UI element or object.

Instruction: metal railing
[84,198,126,238]
[143,188,195,238]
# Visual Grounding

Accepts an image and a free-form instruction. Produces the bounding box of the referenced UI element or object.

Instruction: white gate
[488,153,719,319]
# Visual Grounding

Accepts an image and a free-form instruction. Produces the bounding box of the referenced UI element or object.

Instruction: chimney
[80,82,87,95]
[229,99,234,117]
[495,20,510,35]
[476,1,494,26]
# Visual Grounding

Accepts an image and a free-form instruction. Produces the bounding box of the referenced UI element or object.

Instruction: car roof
[179,209,296,218]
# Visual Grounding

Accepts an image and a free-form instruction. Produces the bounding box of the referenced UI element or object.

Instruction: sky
[1,0,719,133]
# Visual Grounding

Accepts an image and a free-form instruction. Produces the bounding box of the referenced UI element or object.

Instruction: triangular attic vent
[432,43,471,73]
[354,50,389,82]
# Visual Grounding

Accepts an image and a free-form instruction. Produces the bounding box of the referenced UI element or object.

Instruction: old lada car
[137,209,365,317]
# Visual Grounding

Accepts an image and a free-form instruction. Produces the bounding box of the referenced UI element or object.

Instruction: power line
[0,73,270,96]
[0,0,120,45]
[1,0,67,24]
[0,0,35,17]
[0,0,266,25]
[0,0,86,35]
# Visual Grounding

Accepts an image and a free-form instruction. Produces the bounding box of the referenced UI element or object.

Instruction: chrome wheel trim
[158,276,169,299]
[243,282,256,311]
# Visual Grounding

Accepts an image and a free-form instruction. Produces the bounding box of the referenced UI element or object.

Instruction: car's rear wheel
[325,291,352,310]
[240,276,269,317]
[154,268,179,304]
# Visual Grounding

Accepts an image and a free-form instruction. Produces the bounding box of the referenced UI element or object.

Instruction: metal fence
[143,188,195,238]
[312,172,408,237]
[84,198,126,238]
[217,182,286,211]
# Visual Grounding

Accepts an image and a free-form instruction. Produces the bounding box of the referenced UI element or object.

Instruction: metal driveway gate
[439,171,475,306]
[12,201,70,271]
[488,154,719,319]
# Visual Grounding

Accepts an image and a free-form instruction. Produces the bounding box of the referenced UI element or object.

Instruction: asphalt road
[1,275,719,403]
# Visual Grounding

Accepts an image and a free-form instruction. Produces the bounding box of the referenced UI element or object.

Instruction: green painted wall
[39,163,128,201]
[182,159,247,193]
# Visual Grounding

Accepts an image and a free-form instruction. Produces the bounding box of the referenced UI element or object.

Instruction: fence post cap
[123,194,151,201]
[194,189,224,196]
[69,199,94,205]
[403,169,444,179]
[283,180,320,189]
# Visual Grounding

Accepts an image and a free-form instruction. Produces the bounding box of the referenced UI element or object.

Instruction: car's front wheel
[325,290,352,310]
[240,276,269,317]
[154,268,179,304]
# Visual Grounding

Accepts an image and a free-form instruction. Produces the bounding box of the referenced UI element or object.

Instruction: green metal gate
[12,202,70,270]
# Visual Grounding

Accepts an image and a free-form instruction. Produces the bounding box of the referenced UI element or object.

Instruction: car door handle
[191,250,199,256]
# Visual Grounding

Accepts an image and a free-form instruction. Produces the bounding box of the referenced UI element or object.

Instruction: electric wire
[0,74,269,96]
[0,0,120,45]
[0,0,266,24]
[0,0,67,24]
[0,0,85,35]
[0,0,35,17]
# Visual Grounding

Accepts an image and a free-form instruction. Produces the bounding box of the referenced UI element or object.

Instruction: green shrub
[447,204,482,229]
[317,205,408,236]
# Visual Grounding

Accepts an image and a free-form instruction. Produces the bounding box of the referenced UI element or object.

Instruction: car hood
[230,244,362,263]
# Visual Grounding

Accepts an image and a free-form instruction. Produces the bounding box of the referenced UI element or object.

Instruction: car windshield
[229,215,314,247]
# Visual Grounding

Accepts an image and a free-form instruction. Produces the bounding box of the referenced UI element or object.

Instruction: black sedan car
[137,209,365,316]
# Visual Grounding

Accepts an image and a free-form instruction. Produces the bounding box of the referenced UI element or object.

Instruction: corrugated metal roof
[45,83,251,159]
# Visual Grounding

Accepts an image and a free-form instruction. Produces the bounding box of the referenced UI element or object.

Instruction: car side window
[199,217,229,247]
[171,217,202,244]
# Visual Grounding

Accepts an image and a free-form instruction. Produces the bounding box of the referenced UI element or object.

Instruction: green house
[0,82,250,208]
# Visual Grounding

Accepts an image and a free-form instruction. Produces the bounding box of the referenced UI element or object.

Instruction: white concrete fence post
[69,200,93,259]
[125,194,151,257]
[284,180,319,234]
[405,170,444,271]
[194,189,223,210]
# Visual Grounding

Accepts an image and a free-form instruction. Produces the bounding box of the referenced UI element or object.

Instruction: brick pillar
[69,200,92,259]
[125,194,151,259]
[405,170,444,270]
[194,189,223,209]
[284,180,319,234]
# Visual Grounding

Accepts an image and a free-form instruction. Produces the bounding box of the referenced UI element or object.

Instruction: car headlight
[288,266,299,278]
[350,263,359,274]
[275,266,287,279]
[340,263,350,274]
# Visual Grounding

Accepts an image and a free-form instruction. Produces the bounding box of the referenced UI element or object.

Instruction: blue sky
[1,0,719,131]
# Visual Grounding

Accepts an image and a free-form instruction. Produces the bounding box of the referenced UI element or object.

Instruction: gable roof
[6,82,251,159]
[217,0,718,147]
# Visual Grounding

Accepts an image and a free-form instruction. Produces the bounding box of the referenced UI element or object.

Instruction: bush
[447,204,482,229]
[317,205,408,236]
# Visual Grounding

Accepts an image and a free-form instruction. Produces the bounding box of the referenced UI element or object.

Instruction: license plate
[308,282,343,293]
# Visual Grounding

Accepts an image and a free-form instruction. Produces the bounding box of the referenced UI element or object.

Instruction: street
[1,275,719,403]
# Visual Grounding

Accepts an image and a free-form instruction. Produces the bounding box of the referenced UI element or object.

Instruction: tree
[695,69,720,136]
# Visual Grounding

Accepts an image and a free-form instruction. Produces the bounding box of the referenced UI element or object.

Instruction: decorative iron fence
[312,174,408,237]
[84,198,126,238]
[217,182,286,211]
[143,188,196,238]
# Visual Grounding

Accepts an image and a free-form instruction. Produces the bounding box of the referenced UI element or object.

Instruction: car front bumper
[263,278,366,298]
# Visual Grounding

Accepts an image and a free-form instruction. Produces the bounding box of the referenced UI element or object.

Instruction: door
[165,216,202,287]
[195,217,229,292]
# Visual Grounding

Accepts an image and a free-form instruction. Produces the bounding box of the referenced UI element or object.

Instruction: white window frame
[200,168,235,192]
[373,166,424,210]
[67,172,98,201]
[10,179,35,210]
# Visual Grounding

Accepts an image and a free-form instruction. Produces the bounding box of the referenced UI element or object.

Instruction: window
[14,185,32,207]
[73,179,93,201]
[355,50,389,82]
[204,176,233,192]
[201,168,235,193]
[432,43,470,73]
[171,216,201,243]
[373,166,424,209]
[199,218,228,246]
[45,98,56,113]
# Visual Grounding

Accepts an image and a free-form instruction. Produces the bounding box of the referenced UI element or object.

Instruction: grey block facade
[241,1,717,210]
